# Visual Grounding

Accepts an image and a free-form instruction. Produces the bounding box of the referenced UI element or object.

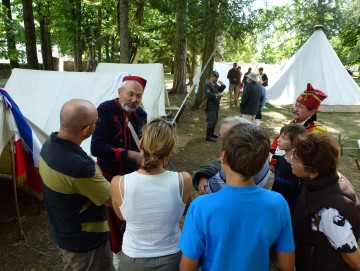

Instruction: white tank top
[119,170,185,258]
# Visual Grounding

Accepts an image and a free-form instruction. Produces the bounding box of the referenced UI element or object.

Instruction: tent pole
[10,138,27,241]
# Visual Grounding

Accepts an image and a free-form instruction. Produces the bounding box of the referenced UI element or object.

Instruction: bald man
[39,99,115,271]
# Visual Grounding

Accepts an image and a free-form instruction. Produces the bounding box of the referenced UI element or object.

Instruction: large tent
[4,68,166,158]
[266,29,360,112]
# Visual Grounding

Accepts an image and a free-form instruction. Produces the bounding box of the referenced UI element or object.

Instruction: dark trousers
[205,109,218,138]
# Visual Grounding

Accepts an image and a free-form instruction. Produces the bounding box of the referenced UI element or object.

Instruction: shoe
[206,137,217,142]
[211,134,219,138]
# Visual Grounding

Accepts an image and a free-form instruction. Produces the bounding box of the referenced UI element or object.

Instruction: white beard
[122,102,137,113]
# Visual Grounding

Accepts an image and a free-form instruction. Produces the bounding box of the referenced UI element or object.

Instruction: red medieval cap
[296,83,328,110]
[122,75,147,91]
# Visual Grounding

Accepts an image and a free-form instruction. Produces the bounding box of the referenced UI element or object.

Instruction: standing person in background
[40,99,115,271]
[203,71,226,142]
[242,67,252,87]
[179,123,295,271]
[291,134,360,271]
[91,75,147,267]
[240,72,262,124]
[111,118,193,271]
[258,67,268,87]
[254,84,267,126]
[227,62,241,106]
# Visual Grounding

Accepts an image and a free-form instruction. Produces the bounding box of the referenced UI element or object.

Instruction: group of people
[39,72,360,271]
[203,65,268,142]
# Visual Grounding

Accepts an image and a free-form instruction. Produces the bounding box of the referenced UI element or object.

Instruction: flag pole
[10,138,27,241]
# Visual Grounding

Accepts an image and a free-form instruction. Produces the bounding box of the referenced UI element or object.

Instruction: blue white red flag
[0,87,43,200]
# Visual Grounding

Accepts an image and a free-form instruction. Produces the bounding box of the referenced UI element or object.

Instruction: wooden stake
[10,139,27,241]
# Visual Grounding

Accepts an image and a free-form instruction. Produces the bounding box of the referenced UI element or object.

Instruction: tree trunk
[70,0,82,71]
[119,0,130,63]
[97,7,102,65]
[2,0,20,69]
[170,0,188,94]
[38,0,53,70]
[22,0,39,69]
[193,0,217,109]
[186,44,197,86]
[105,36,110,62]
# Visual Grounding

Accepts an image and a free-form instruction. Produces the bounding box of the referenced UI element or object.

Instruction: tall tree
[70,0,82,71]
[2,0,20,68]
[22,0,39,69]
[37,0,53,70]
[170,0,187,94]
[192,0,223,109]
[119,0,130,63]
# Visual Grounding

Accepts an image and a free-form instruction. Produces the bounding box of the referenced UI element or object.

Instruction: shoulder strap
[126,117,140,148]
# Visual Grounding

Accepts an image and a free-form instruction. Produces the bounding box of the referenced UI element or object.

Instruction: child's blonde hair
[139,118,177,172]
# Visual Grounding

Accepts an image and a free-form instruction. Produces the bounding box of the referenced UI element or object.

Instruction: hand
[128,150,143,165]
[198,177,209,195]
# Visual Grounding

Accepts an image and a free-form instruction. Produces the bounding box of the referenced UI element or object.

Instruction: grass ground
[0,79,359,271]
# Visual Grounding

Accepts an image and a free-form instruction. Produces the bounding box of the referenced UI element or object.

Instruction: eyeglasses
[289,155,314,169]
[293,103,308,110]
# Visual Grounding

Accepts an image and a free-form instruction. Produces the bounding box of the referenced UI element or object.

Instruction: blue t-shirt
[179,185,294,271]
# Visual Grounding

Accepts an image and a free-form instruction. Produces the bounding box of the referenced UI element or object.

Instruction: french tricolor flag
[0,88,43,200]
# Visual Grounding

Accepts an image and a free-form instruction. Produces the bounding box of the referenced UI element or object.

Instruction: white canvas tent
[4,68,166,157]
[96,63,170,115]
[267,29,360,112]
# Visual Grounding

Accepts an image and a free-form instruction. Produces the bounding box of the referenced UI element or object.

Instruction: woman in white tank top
[111,118,193,271]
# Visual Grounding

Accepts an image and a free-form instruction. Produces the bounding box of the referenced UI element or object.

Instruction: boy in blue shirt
[179,123,295,271]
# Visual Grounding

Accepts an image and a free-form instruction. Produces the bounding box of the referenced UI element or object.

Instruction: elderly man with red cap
[270,83,328,163]
[91,75,147,266]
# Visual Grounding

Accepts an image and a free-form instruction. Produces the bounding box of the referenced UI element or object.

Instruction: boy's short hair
[280,123,306,144]
[222,123,270,180]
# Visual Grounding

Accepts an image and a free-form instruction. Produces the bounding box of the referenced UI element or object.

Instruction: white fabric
[311,207,358,252]
[96,63,169,116]
[0,96,15,154]
[120,171,185,258]
[267,29,360,112]
[4,68,166,158]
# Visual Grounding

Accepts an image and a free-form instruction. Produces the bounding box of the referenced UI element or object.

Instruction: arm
[341,249,360,270]
[110,176,125,221]
[192,159,221,190]
[127,150,143,165]
[275,251,295,271]
[197,177,208,195]
[203,83,217,101]
[179,255,199,271]
[317,208,360,270]
[180,171,193,215]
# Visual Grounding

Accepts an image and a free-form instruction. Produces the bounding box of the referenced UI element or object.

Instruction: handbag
[199,98,208,111]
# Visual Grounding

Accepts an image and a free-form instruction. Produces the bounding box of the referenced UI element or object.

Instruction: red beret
[122,75,147,91]
[296,83,327,110]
